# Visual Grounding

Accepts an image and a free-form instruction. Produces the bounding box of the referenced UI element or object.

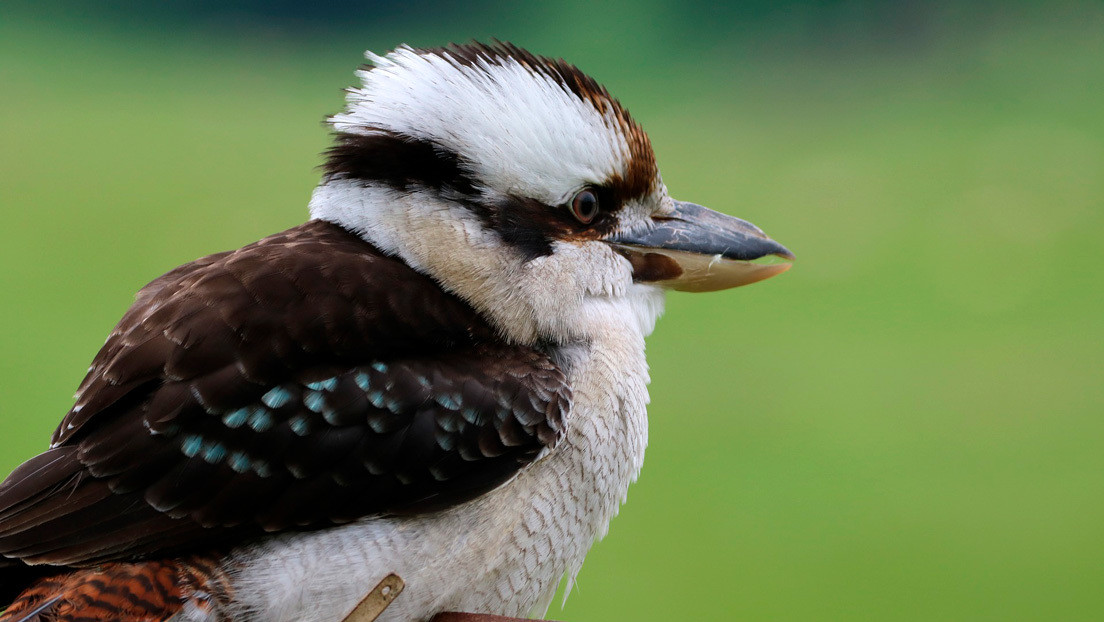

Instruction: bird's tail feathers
[0,557,230,622]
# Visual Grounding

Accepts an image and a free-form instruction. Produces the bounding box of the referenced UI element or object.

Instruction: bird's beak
[606,200,794,292]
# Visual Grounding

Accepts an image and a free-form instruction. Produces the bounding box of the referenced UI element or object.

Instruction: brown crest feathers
[392,41,659,203]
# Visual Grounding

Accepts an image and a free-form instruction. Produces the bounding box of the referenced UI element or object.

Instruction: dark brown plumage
[0,220,570,604]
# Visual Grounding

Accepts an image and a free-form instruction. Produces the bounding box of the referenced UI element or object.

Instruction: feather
[0,221,570,571]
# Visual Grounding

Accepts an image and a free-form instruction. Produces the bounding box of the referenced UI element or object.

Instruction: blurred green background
[2,1,1102,620]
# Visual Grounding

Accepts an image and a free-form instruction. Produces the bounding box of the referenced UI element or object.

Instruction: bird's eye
[570,188,600,224]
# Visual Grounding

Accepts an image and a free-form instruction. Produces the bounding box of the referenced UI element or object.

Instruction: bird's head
[309,43,792,345]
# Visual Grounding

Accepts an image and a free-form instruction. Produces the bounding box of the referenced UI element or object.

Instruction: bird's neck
[309,179,666,345]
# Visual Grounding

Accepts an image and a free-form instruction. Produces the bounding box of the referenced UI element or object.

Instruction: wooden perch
[340,573,560,622]
[341,574,405,622]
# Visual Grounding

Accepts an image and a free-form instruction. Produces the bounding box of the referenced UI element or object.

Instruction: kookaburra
[0,43,792,622]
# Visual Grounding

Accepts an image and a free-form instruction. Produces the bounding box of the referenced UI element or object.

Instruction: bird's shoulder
[55,219,494,445]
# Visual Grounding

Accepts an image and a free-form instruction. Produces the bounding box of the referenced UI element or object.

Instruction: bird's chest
[446,339,651,617]
[224,338,650,622]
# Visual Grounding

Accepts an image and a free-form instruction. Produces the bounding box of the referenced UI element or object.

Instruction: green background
[2,2,1102,620]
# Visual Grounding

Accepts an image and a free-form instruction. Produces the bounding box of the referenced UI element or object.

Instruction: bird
[0,42,793,622]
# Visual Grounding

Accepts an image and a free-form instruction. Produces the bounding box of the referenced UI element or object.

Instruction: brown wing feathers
[0,555,230,622]
[0,220,570,581]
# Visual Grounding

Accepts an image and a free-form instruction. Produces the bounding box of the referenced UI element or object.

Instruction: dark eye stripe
[323,131,479,195]
[323,132,628,262]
